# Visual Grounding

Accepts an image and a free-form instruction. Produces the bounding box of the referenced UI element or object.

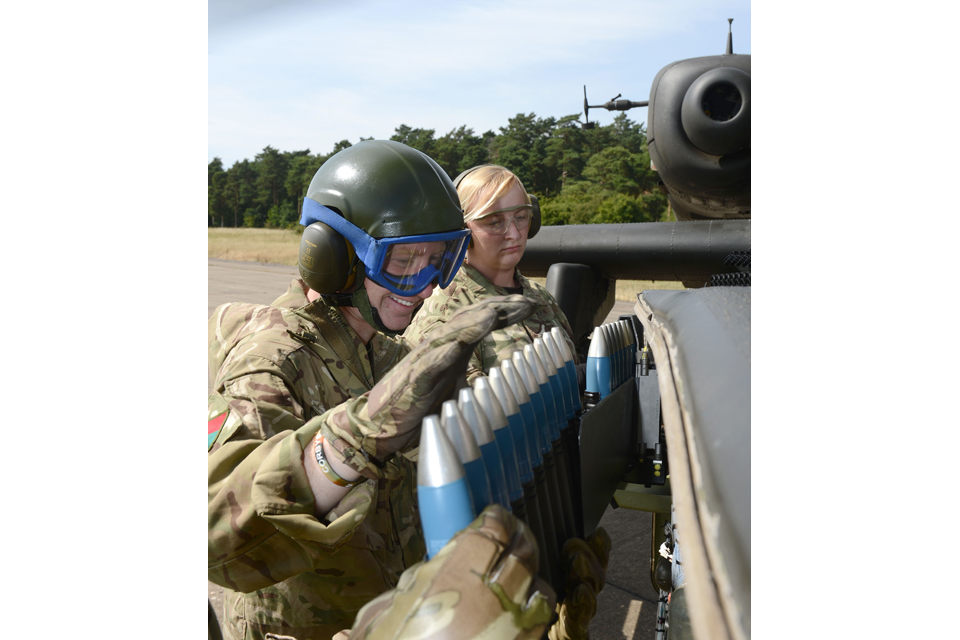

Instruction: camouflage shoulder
[207,392,244,452]
[404,274,482,344]
[269,278,310,309]
[210,303,340,388]
[516,271,553,305]
[459,263,503,297]
[209,301,294,361]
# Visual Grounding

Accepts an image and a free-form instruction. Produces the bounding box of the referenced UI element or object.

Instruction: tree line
[208,113,672,230]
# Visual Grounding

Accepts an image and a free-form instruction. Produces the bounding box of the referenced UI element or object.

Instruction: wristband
[314,434,362,488]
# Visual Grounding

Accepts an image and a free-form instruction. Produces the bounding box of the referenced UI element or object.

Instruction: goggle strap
[301,199,381,265]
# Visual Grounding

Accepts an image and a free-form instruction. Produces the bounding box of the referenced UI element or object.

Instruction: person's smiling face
[365,240,446,331]
[362,278,435,331]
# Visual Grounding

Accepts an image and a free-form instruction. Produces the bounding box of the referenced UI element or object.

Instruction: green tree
[210,106,665,230]
[490,113,558,194]
[595,193,648,223]
[208,157,224,185]
[209,158,226,227]
[222,160,257,227]
[431,126,493,178]
[243,203,267,228]
[265,201,299,229]
[285,153,325,220]
[210,171,230,227]
[390,125,436,157]
[610,113,647,155]
[540,114,592,195]
[581,146,646,196]
[331,140,352,154]
[254,146,289,211]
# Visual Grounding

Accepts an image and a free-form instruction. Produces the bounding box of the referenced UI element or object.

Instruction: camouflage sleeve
[209,371,305,447]
[404,287,485,384]
[209,420,371,593]
[326,296,535,479]
[208,376,375,593]
[404,311,485,385]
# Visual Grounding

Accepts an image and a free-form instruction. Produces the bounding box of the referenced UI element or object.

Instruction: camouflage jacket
[404,264,578,384]
[208,279,426,640]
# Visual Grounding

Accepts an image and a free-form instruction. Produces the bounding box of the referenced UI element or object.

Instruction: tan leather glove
[346,504,556,640]
[323,295,534,479]
[548,527,612,640]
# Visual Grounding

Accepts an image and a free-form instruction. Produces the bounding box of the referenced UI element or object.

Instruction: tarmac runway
[207,258,658,639]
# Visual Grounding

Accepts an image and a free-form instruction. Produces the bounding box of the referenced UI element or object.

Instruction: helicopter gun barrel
[517,219,750,282]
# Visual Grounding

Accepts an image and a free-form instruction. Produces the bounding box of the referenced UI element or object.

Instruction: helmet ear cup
[298,222,357,293]
[527,193,541,239]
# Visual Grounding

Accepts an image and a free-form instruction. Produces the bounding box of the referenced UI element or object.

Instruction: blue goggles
[301,198,471,297]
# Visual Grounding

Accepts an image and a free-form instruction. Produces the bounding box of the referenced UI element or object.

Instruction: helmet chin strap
[352,286,402,337]
[323,280,412,337]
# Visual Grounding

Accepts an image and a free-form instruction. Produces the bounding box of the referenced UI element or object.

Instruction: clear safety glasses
[300,198,471,296]
[472,204,532,235]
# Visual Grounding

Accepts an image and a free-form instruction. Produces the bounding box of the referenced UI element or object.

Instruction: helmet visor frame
[301,198,470,297]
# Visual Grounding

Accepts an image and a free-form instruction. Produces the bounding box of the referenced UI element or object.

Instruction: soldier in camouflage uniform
[404,166,610,640]
[208,141,536,640]
[404,165,578,383]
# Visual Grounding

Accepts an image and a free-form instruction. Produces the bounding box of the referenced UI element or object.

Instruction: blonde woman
[405,166,609,640]
[404,165,577,382]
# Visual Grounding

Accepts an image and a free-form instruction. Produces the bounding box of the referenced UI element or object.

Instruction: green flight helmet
[298,140,465,294]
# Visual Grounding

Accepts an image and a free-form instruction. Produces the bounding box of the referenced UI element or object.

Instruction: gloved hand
[324,295,535,479]
[346,504,556,640]
[548,527,612,640]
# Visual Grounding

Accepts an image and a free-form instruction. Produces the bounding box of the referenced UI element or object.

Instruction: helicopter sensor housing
[648,54,751,221]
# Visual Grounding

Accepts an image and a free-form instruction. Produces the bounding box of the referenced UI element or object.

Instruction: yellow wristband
[314,434,362,488]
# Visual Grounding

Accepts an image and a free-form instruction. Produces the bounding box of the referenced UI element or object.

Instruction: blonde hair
[457,165,529,223]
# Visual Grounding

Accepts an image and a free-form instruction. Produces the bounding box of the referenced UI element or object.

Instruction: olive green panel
[612,480,672,514]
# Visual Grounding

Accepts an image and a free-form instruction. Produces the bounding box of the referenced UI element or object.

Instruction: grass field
[209,228,684,300]
[209,228,303,265]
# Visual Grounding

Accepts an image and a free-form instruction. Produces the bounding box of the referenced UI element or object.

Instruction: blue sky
[209,0,751,167]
